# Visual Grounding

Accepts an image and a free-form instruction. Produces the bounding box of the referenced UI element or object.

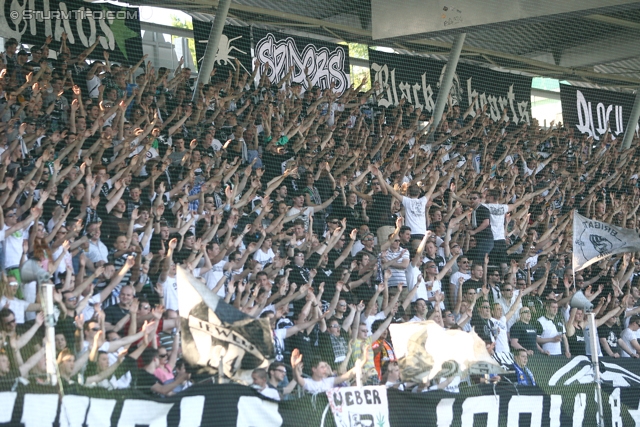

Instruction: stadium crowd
[2,33,640,400]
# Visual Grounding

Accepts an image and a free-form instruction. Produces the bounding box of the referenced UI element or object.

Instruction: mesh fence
[1,0,640,425]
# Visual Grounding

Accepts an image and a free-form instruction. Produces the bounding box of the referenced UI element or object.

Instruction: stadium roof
[116,0,640,89]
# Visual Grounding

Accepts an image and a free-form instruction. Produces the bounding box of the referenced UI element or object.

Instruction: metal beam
[584,14,640,29]
[140,22,193,39]
[431,33,466,136]
[192,0,232,102]
[410,38,640,85]
[622,88,640,149]
[559,31,640,68]
[200,0,371,37]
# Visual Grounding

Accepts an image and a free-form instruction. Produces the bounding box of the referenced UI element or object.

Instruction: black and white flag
[177,266,274,384]
[573,211,640,271]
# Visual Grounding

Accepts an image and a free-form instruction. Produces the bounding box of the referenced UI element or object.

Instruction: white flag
[388,320,504,384]
[573,211,640,271]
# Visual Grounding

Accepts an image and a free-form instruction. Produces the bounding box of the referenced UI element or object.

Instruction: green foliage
[343,43,370,91]
[170,15,196,67]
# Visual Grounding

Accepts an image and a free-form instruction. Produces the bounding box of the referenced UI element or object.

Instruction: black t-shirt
[471,314,495,344]
[100,214,129,248]
[598,323,622,355]
[0,369,19,391]
[104,304,129,326]
[567,326,586,356]
[510,320,540,352]
[261,150,290,186]
[370,193,394,231]
[133,367,160,394]
[473,204,494,242]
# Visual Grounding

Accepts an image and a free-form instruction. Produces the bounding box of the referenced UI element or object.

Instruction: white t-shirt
[303,376,336,394]
[424,279,445,310]
[259,386,280,400]
[286,206,314,231]
[449,271,471,305]
[87,240,110,264]
[161,276,178,311]
[402,196,428,236]
[86,75,101,98]
[210,139,223,151]
[253,248,275,267]
[497,292,521,329]
[620,328,638,357]
[194,262,226,297]
[537,316,565,355]
[492,316,509,354]
[482,203,508,241]
[3,225,24,268]
[364,312,386,335]
[80,294,102,322]
[407,264,421,300]
[0,296,30,324]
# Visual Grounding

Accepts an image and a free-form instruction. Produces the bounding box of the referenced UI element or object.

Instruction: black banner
[560,84,638,142]
[0,383,282,427]
[4,356,640,427]
[192,21,252,82]
[2,381,639,426]
[0,0,142,64]
[253,29,350,93]
[368,49,532,124]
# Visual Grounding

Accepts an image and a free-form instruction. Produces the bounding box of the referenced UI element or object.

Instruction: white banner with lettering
[326,386,390,427]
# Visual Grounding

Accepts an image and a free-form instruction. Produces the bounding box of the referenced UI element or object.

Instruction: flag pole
[573,210,604,426]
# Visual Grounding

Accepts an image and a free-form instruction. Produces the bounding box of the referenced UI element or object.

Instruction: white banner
[326,386,390,427]
[573,211,640,271]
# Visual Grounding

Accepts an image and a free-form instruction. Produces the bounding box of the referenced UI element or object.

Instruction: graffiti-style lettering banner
[253,29,350,93]
[368,49,532,125]
[560,83,639,142]
[0,0,141,63]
